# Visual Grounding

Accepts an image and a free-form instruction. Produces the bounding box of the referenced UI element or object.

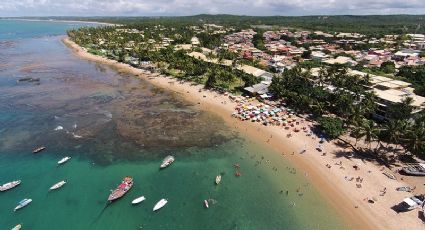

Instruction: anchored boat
[49,180,66,191]
[160,155,175,169]
[33,146,46,153]
[215,175,221,185]
[0,180,21,192]
[108,177,133,202]
[153,199,168,211]
[11,224,22,230]
[131,196,146,204]
[58,156,71,165]
[14,198,32,212]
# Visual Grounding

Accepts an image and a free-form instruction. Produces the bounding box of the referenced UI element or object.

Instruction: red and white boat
[108,177,133,202]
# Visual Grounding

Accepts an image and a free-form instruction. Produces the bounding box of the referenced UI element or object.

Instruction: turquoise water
[0,20,348,229]
[0,20,98,40]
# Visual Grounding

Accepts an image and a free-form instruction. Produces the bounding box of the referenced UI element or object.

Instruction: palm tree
[383,119,408,152]
[351,120,365,146]
[359,119,380,150]
[405,122,425,155]
[349,106,365,126]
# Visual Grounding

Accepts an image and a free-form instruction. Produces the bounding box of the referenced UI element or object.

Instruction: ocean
[0,19,347,229]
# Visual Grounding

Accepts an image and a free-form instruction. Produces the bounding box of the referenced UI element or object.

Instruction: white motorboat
[14,198,32,212]
[394,194,425,212]
[215,175,221,185]
[204,199,209,208]
[153,198,168,211]
[132,196,146,204]
[49,181,66,190]
[160,155,175,169]
[58,156,71,165]
[0,180,21,192]
[11,224,22,230]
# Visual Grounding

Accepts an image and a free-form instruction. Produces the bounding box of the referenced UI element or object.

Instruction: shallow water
[0,20,348,229]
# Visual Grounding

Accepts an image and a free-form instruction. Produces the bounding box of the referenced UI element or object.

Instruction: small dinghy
[14,198,32,212]
[49,180,66,191]
[33,146,46,154]
[215,175,221,185]
[153,199,168,211]
[132,196,146,204]
[11,224,22,230]
[160,155,175,169]
[58,156,71,165]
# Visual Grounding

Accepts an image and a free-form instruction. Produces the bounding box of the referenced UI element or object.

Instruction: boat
[0,180,21,192]
[153,199,168,211]
[204,199,209,208]
[49,180,66,191]
[160,155,175,169]
[58,156,71,165]
[393,194,425,212]
[14,198,32,212]
[131,196,146,204]
[396,186,415,192]
[108,177,133,202]
[215,175,221,185]
[401,163,425,176]
[11,224,22,230]
[33,146,46,153]
[383,171,397,180]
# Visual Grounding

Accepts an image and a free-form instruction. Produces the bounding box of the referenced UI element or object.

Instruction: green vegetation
[28,14,425,35]
[397,65,425,96]
[318,117,345,139]
[67,26,259,93]
[269,65,425,157]
[252,29,266,51]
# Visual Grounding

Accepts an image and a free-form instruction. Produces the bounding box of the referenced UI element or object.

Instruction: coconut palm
[405,122,425,155]
[383,119,408,152]
[359,119,380,150]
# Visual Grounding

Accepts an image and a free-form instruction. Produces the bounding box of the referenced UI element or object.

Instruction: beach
[63,37,424,230]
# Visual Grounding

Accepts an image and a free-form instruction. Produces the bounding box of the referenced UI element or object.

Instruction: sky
[1,0,425,17]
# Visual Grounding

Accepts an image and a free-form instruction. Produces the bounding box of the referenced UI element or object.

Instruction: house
[324,56,357,66]
[311,51,329,61]
[191,37,200,46]
[238,65,274,82]
[348,70,425,119]
[244,81,271,96]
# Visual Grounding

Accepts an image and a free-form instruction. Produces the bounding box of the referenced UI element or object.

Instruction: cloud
[1,0,425,16]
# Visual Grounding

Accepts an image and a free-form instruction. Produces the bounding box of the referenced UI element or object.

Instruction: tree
[382,120,408,151]
[301,50,312,59]
[380,61,395,74]
[318,117,345,139]
[405,122,425,156]
[359,119,380,149]
[205,68,218,89]
[385,97,415,120]
[351,120,365,146]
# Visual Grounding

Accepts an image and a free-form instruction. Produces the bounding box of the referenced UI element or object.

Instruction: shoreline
[62,37,424,230]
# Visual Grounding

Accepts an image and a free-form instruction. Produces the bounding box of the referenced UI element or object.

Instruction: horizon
[2,13,425,18]
[1,0,425,17]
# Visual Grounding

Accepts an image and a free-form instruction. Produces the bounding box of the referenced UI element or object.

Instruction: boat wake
[90,202,110,226]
